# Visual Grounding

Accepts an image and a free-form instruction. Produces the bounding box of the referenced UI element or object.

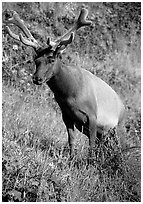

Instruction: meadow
[2,2,141,202]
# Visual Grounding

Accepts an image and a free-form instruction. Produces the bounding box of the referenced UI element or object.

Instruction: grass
[2,2,141,202]
[2,46,141,201]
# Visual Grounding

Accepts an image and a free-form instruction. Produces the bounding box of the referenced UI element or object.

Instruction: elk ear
[47,37,50,46]
[47,37,57,48]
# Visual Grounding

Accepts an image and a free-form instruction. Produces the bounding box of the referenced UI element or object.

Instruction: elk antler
[48,8,92,52]
[47,8,91,53]
[54,32,74,53]
[4,11,41,50]
[4,8,91,52]
[56,8,92,44]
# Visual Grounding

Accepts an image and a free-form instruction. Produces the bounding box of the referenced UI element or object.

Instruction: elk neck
[47,57,83,99]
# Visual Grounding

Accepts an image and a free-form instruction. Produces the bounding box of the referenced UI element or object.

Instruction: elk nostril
[33,76,42,85]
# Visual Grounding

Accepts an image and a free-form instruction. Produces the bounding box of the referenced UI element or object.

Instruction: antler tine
[4,11,41,50]
[55,8,92,44]
[5,11,32,38]
[5,26,20,41]
[55,32,74,52]
[58,32,74,47]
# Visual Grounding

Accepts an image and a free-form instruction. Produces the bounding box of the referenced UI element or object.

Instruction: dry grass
[2,2,141,202]
[2,47,141,201]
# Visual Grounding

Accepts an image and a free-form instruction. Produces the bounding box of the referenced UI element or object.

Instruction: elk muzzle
[32,75,43,85]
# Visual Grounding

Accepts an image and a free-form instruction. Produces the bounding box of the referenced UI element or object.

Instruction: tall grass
[2,2,141,202]
[2,46,141,201]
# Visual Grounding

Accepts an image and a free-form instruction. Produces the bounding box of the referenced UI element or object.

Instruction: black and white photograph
[2,1,141,202]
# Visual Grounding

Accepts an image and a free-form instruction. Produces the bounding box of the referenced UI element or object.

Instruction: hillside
[2,2,141,202]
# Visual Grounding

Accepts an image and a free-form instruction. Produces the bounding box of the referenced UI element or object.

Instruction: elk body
[5,9,125,156]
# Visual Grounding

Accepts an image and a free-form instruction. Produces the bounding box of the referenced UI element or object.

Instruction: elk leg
[88,116,98,158]
[89,132,97,159]
[66,126,75,157]
[62,115,74,157]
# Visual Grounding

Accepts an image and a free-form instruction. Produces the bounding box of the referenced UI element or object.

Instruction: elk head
[4,8,92,85]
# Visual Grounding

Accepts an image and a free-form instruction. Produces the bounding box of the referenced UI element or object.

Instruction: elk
[4,8,125,157]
